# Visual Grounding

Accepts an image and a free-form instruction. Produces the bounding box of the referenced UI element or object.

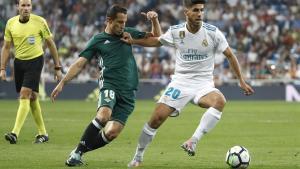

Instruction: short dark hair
[106,5,127,20]
[183,0,206,8]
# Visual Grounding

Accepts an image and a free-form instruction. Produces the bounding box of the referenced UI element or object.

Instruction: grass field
[0,100,299,169]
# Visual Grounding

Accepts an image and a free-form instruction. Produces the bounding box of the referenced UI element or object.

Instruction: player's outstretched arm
[0,40,11,81]
[121,32,162,47]
[223,47,254,96]
[51,57,88,102]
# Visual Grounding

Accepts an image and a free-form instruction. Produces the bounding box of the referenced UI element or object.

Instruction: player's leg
[128,103,175,167]
[80,89,136,151]
[65,106,111,167]
[66,89,117,166]
[194,90,226,140]
[129,82,190,167]
[67,120,125,166]
[5,59,31,144]
[182,90,226,156]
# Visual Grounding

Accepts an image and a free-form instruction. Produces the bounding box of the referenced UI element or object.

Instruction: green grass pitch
[0,100,299,169]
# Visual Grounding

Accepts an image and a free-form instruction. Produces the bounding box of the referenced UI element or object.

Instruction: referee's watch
[54,66,62,70]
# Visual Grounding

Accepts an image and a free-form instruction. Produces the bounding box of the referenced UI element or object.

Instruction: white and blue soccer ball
[225,145,251,169]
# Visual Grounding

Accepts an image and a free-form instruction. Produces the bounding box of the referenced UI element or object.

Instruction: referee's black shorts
[14,56,44,93]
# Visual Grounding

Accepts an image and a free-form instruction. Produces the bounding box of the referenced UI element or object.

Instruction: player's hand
[121,32,133,44]
[239,80,254,96]
[144,32,154,38]
[54,69,63,82]
[141,11,158,21]
[51,82,64,102]
[0,69,6,81]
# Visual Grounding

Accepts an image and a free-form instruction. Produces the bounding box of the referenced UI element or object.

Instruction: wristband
[54,66,62,70]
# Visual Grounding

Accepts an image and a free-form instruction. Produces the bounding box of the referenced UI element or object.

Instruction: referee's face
[18,0,32,19]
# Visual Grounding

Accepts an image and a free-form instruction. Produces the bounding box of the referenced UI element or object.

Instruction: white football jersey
[159,22,229,84]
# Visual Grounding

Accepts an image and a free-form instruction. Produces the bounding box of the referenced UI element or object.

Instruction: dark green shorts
[97,89,136,125]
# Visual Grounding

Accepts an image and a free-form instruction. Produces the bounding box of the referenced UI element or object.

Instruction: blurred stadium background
[0,0,300,169]
[0,0,300,84]
[1,0,300,100]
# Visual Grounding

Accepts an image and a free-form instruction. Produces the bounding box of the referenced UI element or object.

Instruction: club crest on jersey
[202,39,208,47]
[179,31,185,44]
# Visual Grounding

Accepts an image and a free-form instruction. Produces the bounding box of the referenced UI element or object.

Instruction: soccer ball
[225,145,250,169]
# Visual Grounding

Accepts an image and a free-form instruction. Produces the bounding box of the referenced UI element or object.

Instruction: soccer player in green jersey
[0,0,62,144]
[50,5,161,167]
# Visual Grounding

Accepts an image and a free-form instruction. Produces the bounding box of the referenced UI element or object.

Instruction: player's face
[184,4,204,26]
[18,0,32,19]
[110,13,127,36]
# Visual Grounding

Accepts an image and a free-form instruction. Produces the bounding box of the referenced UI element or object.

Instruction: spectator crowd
[1,0,300,85]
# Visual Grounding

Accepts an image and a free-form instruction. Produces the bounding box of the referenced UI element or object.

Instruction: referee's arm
[0,40,12,81]
[45,38,62,81]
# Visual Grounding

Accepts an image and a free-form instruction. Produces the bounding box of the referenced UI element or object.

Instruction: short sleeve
[79,36,98,60]
[41,18,52,39]
[215,28,229,53]
[125,27,146,39]
[158,28,175,47]
[4,21,12,42]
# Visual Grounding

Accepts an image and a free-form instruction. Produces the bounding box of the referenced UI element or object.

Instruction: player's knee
[214,95,226,111]
[95,116,109,125]
[96,107,112,124]
[104,130,120,141]
[148,105,172,129]
[148,115,165,129]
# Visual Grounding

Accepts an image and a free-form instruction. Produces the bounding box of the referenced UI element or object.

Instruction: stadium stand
[1,0,300,85]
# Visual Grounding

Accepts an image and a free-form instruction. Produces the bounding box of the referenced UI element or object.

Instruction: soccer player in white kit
[122,0,254,167]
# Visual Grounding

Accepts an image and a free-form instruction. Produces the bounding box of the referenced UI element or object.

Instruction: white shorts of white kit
[158,80,219,117]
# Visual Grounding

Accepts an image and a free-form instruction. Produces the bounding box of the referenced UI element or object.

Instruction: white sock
[192,107,222,142]
[133,123,157,161]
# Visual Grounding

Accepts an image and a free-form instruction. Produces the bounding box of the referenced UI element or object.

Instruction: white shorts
[158,80,219,117]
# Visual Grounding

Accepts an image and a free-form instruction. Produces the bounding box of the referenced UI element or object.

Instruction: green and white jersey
[80,27,146,91]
